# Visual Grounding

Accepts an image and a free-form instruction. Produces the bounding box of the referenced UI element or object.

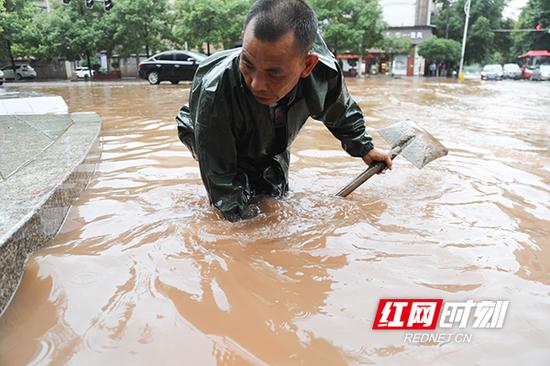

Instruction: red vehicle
[517,50,550,79]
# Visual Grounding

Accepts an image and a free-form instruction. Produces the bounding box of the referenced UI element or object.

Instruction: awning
[336,54,360,60]
[336,53,379,60]
[517,50,550,58]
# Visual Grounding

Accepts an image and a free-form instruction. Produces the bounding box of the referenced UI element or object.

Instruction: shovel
[336,121,448,198]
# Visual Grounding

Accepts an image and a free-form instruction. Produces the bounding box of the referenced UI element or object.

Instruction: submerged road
[1,78,549,365]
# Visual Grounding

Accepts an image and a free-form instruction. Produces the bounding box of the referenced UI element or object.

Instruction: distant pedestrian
[440,61,446,77]
[429,62,436,77]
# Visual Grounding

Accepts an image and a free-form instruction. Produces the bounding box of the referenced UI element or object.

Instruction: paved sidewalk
[0,90,101,313]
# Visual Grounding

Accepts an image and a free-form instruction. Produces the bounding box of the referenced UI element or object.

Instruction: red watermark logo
[372,299,509,330]
[372,299,443,330]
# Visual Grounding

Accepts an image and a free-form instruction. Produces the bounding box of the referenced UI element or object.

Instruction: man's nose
[250,73,268,94]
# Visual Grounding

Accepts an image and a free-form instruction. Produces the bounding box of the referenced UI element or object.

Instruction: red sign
[373,299,443,330]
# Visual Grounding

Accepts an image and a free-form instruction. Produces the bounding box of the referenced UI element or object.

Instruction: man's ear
[301,53,319,78]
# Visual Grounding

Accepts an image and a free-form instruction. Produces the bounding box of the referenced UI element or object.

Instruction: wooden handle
[335,162,386,197]
[335,147,402,198]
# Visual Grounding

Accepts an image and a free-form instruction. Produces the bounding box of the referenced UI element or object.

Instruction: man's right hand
[361,148,392,172]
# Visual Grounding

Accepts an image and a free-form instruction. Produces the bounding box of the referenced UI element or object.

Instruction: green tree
[432,0,455,39]
[0,0,5,32]
[513,0,550,55]
[174,0,249,54]
[0,0,41,67]
[311,0,385,56]
[101,0,173,59]
[467,15,495,63]
[175,0,223,54]
[379,34,412,73]
[220,0,251,49]
[418,36,462,65]
[494,17,514,62]
[431,0,510,64]
[44,0,103,67]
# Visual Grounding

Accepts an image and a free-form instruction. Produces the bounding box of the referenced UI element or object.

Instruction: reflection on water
[0,79,549,365]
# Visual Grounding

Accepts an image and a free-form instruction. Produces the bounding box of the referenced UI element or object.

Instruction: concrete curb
[0,112,102,314]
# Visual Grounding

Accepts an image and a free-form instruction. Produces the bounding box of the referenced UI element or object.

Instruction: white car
[502,63,522,79]
[75,67,93,79]
[530,64,550,81]
[481,64,503,80]
[539,65,550,81]
[0,70,4,85]
[1,64,37,80]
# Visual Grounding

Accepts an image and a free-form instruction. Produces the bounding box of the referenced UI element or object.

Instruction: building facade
[378,0,435,76]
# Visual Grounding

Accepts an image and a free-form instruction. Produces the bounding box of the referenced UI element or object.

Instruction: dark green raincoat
[176,35,373,221]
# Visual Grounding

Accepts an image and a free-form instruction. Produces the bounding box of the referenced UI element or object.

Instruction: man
[176,0,391,222]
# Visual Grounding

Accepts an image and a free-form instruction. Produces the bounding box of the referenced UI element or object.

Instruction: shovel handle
[335,147,402,198]
[335,162,386,197]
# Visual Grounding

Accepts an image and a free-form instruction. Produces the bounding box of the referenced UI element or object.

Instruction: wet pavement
[0,78,549,365]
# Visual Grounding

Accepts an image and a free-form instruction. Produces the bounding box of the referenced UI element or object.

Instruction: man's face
[239,21,318,106]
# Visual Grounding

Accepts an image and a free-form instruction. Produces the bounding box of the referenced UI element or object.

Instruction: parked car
[522,65,536,79]
[0,70,4,85]
[530,65,550,81]
[138,50,207,85]
[463,65,481,80]
[540,65,550,80]
[1,64,37,80]
[480,64,503,80]
[75,67,93,80]
[502,63,522,79]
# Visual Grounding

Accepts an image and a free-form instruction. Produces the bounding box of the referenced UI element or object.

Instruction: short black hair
[244,0,318,54]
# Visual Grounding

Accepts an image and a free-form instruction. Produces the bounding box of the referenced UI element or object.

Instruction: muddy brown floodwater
[0,78,549,365]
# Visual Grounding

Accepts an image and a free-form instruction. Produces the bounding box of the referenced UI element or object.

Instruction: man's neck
[276,82,300,108]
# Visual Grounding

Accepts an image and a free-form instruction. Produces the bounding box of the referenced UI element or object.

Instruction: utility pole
[458,0,471,81]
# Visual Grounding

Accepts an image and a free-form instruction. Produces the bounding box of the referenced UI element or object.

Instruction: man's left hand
[362,148,392,172]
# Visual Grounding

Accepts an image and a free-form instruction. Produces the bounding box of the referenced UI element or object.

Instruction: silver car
[530,65,550,81]
[1,64,37,80]
[0,69,4,85]
[75,67,93,80]
[503,63,522,79]
[481,64,503,80]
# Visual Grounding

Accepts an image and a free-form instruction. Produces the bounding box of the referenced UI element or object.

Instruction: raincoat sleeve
[192,88,252,222]
[176,105,197,160]
[312,71,374,157]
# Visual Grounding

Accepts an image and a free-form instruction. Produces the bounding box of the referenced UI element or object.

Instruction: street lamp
[458,0,471,81]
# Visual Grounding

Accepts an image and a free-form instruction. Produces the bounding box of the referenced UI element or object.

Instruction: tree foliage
[174,0,250,54]
[431,0,512,64]
[1,0,386,64]
[0,0,177,64]
[379,34,412,55]
[310,0,385,55]
[6,0,539,69]
[0,0,42,63]
[513,0,550,54]
[104,0,173,58]
[0,0,5,33]
[43,1,103,61]
[418,36,461,64]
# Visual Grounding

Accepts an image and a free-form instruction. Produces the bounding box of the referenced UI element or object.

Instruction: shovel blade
[378,121,448,169]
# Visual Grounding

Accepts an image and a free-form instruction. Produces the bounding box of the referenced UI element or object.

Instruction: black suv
[138,51,207,85]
